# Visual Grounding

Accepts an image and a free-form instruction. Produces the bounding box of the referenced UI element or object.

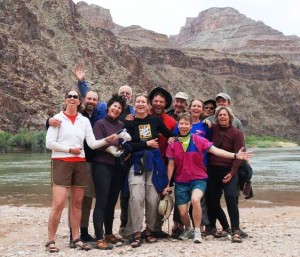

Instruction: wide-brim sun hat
[158,193,174,221]
[148,86,173,110]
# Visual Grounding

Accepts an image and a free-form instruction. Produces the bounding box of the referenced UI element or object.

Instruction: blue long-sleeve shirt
[77,80,107,125]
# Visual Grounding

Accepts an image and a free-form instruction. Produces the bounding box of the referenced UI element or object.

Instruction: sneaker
[193,230,202,243]
[179,228,194,240]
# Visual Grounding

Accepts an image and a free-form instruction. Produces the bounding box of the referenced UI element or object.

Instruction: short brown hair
[178,112,193,124]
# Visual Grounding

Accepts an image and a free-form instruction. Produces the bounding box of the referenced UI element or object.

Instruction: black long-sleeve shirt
[124,115,174,152]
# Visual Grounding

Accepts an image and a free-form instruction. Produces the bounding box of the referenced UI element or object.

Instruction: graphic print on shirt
[138,124,152,141]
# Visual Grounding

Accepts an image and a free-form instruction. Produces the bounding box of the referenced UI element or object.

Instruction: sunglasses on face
[67,94,79,99]
[205,106,214,110]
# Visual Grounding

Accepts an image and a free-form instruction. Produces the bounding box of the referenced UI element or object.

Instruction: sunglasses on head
[67,94,79,99]
[205,106,214,110]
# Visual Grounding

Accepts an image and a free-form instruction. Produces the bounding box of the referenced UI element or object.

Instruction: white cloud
[74,0,300,37]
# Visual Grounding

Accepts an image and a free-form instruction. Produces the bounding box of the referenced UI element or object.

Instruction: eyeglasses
[67,94,79,99]
[205,106,214,110]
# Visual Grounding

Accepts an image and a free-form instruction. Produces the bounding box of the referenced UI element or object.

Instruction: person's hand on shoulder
[49,117,62,127]
[125,114,134,121]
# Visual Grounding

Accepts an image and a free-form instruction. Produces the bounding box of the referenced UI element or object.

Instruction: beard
[85,104,95,112]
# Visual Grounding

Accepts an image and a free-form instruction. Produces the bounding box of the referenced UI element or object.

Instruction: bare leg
[70,186,85,241]
[177,204,191,229]
[48,185,68,241]
[191,189,204,230]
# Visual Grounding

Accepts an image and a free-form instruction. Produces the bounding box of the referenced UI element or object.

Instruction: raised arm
[74,63,90,98]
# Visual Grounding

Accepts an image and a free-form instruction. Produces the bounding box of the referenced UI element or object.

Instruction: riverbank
[1,205,300,257]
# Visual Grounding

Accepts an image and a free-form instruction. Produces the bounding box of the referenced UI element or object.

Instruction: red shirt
[150,111,176,162]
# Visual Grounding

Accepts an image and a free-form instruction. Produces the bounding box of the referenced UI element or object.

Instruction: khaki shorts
[52,160,87,187]
[84,162,95,198]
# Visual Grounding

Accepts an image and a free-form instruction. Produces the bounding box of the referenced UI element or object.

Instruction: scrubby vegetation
[0,131,297,153]
[245,135,296,148]
[0,129,47,153]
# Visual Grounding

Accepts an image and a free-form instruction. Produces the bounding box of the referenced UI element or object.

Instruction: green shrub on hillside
[0,129,47,152]
[245,135,292,148]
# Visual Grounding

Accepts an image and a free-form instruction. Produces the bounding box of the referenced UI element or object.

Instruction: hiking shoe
[105,234,124,246]
[237,229,248,238]
[193,230,202,243]
[179,228,194,240]
[152,230,169,238]
[171,228,183,239]
[96,239,113,250]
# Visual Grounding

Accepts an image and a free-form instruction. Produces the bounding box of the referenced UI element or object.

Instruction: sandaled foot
[130,236,142,248]
[145,234,157,243]
[232,231,243,243]
[214,230,228,238]
[70,238,92,251]
[45,240,59,253]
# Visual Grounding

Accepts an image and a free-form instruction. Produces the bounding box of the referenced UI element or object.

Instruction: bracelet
[234,153,237,160]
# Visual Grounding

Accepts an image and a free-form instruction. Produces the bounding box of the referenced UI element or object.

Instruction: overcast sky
[74,0,300,37]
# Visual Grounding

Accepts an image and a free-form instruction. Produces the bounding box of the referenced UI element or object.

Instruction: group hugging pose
[45,64,253,253]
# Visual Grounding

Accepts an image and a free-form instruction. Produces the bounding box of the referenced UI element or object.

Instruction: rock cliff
[0,0,299,142]
[170,7,300,64]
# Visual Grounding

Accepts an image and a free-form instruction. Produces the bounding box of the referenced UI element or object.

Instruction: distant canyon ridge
[0,0,299,142]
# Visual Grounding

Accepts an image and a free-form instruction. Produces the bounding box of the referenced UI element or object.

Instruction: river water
[0,147,299,207]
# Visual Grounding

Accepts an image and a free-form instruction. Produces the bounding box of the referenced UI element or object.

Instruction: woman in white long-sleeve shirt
[45,90,116,253]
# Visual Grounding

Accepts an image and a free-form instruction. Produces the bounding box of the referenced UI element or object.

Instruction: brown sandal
[145,234,157,243]
[45,240,59,253]
[232,231,243,243]
[130,236,142,248]
[70,238,92,250]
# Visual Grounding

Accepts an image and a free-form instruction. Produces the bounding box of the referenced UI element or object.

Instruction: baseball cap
[216,93,231,102]
[174,92,188,100]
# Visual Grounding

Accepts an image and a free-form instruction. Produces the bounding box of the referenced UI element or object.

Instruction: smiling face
[203,103,215,117]
[107,101,123,119]
[217,109,230,127]
[151,94,166,116]
[216,97,230,107]
[84,91,98,112]
[134,95,149,116]
[178,118,192,136]
[189,100,203,120]
[65,90,81,110]
[174,98,187,114]
[118,85,132,104]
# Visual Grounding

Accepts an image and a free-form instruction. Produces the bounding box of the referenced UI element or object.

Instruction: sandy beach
[1,201,300,257]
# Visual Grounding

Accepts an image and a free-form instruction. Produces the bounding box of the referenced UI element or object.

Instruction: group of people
[44,64,253,253]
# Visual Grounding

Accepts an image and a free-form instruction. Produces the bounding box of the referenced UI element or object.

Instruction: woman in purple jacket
[92,94,126,250]
[207,106,246,243]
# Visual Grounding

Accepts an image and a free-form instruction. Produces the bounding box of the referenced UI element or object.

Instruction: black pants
[92,162,121,240]
[119,164,130,228]
[207,165,240,231]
